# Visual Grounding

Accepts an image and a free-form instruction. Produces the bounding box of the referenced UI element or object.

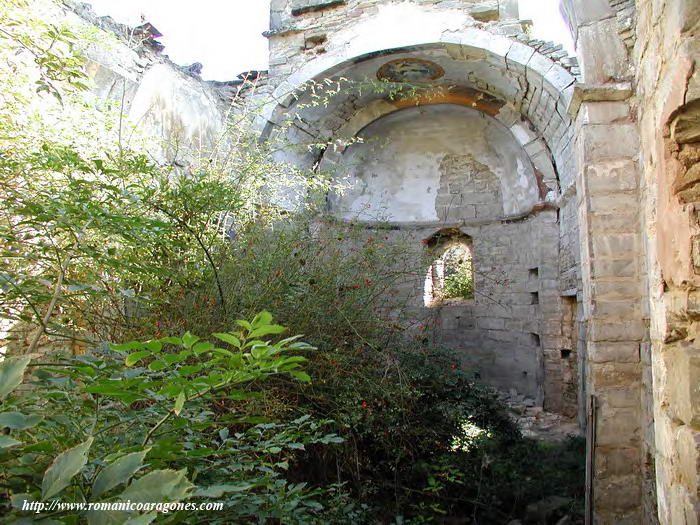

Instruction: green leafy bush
[0,313,367,523]
[156,217,583,522]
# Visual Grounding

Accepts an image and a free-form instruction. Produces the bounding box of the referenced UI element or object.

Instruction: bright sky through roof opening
[84,0,575,81]
[519,0,575,55]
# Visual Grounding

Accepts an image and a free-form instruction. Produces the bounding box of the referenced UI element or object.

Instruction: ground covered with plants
[0,1,584,523]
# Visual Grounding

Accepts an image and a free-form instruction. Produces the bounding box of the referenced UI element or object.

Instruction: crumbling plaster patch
[320,94,560,203]
[326,104,539,221]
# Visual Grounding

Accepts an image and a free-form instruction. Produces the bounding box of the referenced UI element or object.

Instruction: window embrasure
[423,228,474,306]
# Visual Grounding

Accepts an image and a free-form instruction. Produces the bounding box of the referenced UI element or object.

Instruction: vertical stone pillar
[571,85,645,523]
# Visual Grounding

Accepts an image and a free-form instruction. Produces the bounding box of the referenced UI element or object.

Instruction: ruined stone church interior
[2,0,700,523]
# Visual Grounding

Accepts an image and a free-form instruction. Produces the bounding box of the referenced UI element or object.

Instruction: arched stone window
[423,229,474,306]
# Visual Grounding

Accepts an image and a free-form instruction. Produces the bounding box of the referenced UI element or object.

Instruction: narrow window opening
[530,333,541,347]
[423,228,474,306]
[561,349,572,359]
[529,267,539,278]
[530,291,539,305]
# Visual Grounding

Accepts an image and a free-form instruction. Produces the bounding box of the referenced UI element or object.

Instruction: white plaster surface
[327,104,539,221]
[128,63,225,162]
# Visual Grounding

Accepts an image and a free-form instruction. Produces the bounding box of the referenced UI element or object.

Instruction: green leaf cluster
[0,314,361,523]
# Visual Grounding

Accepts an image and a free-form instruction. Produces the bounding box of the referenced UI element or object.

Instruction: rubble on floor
[495,389,582,441]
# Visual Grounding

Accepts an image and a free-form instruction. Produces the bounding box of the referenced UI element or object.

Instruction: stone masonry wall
[563,0,649,521]
[635,0,700,522]
[267,0,579,84]
[425,212,562,404]
[574,94,646,524]
[340,211,563,403]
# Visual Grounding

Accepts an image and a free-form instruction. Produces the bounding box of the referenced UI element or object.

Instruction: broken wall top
[266,0,579,80]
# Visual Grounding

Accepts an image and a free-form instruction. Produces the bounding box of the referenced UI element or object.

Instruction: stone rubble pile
[495,389,581,441]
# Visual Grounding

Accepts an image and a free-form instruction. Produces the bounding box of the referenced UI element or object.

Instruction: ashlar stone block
[576,17,630,83]
[666,345,700,427]
[589,320,646,342]
[676,425,700,496]
[590,362,642,388]
[596,404,641,450]
[578,123,639,163]
[584,159,638,192]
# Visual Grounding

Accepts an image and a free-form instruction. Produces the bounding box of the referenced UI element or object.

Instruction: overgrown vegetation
[441,259,475,301]
[0,1,584,523]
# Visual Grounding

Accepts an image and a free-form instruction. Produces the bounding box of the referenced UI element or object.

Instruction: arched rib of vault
[260,26,575,136]
[258,28,577,197]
